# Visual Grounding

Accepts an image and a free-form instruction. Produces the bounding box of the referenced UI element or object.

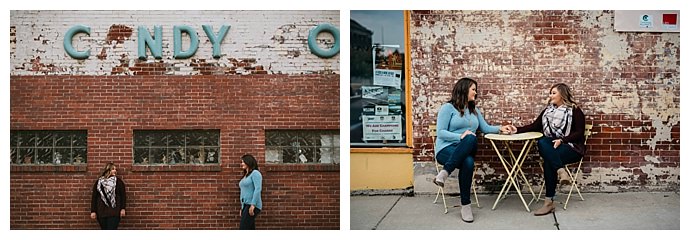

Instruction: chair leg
[441,186,448,214]
[532,179,545,205]
[563,161,585,210]
[434,162,450,214]
[433,185,441,204]
[529,160,545,206]
[434,161,481,213]
[432,178,449,214]
[472,167,481,208]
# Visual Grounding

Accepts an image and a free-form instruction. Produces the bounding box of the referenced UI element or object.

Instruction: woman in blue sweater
[239,154,262,230]
[434,77,514,223]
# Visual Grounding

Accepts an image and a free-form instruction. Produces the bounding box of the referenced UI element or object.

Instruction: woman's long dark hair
[448,77,478,116]
[549,83,579,108]
[241,154,259,177]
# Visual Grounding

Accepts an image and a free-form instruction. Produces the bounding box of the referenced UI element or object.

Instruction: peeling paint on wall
[641,86,679,150]
[411,10,679,193]
[10,10,339,75]
[644,155,660,163]
[599,79,640,116]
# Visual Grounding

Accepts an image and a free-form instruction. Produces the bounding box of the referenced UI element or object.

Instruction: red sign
[663,14,678,25]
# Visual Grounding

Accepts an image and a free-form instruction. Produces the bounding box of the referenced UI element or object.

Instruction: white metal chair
[533,124,593,209]
[429,124,481,214]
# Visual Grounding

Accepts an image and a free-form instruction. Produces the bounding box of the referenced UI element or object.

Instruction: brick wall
[10,10,339,230]
[410,10,679,192]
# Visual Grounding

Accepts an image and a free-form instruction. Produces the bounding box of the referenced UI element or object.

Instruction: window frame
[350,10,413,149]
[265,129,340,165]
[132,129,221,166]
[10,130,88,165]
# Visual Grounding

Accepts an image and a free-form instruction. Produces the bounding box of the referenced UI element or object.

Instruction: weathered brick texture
[10,10,339,75]
[10,74,340,230]
[411,10,679,192]
[10,10,339,230]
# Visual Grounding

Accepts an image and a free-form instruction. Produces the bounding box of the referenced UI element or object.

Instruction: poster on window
[363,115,403,141]
[373,69,402,89]
[388,89,401,104]
[362,85,388,101]
[373,47,403,89]
[374,105,389,115]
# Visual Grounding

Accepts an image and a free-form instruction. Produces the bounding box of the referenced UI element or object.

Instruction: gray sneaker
[461,204,474,223]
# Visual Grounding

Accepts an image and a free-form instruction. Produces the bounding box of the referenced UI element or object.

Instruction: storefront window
[351,10,408,147]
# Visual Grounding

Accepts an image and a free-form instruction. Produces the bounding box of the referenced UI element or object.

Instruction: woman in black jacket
[90,162,127,229]
[514,83,586,216]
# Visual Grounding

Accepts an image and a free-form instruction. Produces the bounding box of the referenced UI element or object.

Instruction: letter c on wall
[308,23,340,58]
[64,25,91,59]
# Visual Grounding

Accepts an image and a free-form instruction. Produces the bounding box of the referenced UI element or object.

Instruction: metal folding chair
[532,124,593,209]
[429,124,481,214]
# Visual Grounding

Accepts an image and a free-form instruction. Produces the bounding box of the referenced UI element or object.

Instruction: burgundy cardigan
[516,106,586,156]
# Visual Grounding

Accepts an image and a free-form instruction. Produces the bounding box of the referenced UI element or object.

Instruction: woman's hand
[500,125,517,134]
[120,209,126,217]
[249,205,256,216]
[460,130,476,139]
[552,139,563,149]
[240,209,243,217]
[90,212,96,219]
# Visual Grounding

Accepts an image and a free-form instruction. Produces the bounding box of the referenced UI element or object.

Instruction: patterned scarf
[97,176,117,208]
[542,104,573,139]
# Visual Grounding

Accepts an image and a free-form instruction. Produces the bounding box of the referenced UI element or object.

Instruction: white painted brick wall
[10,10,339,75]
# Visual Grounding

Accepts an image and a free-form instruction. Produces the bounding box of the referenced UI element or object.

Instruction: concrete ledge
[350,187,414,196]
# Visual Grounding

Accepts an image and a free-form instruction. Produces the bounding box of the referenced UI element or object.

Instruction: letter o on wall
[308,24,340,58]
[64,25,91,59]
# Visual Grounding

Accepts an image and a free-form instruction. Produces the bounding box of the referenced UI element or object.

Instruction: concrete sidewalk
[350,192,679,230]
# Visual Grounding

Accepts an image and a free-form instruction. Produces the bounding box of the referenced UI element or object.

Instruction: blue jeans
[537,136,583,198]
[240,204,261,230]
[435,134,478,205]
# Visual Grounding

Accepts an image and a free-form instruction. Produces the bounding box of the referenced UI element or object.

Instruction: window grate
[133,130,220,165]
[265,130,339,164]
[10,130,88,165]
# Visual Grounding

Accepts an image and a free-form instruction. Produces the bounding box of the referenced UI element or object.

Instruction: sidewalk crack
[372,195,404,230]
[552,211,560,230]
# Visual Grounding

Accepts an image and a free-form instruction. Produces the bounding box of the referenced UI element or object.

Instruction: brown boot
[557,168,571,185]
[533,198,555,216]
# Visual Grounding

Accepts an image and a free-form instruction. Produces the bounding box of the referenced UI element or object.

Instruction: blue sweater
[239,170,262,210]
[435,103,500,156]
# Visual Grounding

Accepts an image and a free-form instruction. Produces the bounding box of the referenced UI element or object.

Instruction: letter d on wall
[64,25,91,59]
[173,25,199,59]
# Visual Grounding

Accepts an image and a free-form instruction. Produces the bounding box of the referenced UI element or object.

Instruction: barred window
[10,130,87,165]
[265,130,339,164]
[133,130,220,165]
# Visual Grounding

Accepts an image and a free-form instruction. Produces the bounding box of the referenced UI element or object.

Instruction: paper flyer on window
[362,115,403,141]
[373,69,402,89]
[362,85,388,101]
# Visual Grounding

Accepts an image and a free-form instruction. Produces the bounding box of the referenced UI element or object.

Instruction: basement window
[133,130,220,165]
[265,130,339,164]
[10,130,88,165]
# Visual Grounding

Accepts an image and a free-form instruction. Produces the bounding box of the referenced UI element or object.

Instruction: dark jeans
[240,204,261,230]
[537,136,583,198]
[435,134,478,205]
[97,216,121,230]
